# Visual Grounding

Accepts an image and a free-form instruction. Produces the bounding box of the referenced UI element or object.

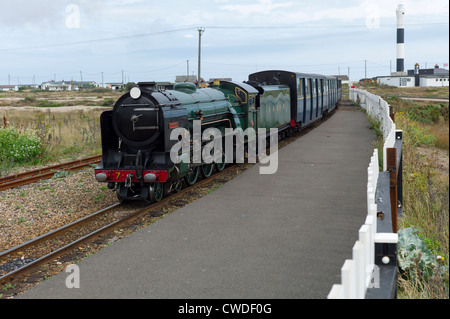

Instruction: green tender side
[258,85,291,129]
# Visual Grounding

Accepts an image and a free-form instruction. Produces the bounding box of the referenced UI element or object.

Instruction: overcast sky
[0,0,448,85]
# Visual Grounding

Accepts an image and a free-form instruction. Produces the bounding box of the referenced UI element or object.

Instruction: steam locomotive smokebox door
[112,94,161,147]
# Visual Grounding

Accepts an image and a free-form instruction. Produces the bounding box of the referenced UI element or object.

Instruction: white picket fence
[349,89,399,171]
[327,89,399,299]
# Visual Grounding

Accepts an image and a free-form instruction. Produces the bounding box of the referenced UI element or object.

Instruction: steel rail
[0,165,236,286]
[0,202,122,260]
[0,155,102,191]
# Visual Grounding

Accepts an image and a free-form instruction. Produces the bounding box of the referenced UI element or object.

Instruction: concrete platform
[18,107,376,299]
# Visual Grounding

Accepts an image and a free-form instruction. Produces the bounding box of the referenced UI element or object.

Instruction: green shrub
[398,227,449,298]
[0,126,42,163]
[102,98,115,106]
[398,227,440,278]
[396,112,436,147]
[407,104,441,125]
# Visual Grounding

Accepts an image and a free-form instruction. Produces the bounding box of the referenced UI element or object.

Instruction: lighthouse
[396,4,406,73]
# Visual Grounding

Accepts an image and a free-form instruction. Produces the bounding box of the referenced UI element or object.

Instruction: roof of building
[331,75,349,81]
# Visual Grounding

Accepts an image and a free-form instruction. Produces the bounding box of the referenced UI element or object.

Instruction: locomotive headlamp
[130,86,141,99]
[144,173,157,182]
[95,173,108,182]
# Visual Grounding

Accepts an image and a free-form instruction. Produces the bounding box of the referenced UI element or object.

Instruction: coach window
[298,78,303,96]
[305,79,309,96]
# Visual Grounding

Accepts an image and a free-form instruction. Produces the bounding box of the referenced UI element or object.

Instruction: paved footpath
[19,106,376,299]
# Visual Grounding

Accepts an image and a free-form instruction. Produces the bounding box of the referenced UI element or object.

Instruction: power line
[3,20,447,53]
[205,22,448,30]
[0,27,197,52]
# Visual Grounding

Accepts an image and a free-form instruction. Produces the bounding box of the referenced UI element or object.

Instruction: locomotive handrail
[328,88,402,299]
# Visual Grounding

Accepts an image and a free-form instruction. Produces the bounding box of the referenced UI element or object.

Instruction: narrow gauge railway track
[0,103,340,293]
[0,163,245,288]
[0,155,102,191]
[0,202,124,285]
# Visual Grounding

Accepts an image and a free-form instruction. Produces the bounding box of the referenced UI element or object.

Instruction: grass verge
[365,88,449,299]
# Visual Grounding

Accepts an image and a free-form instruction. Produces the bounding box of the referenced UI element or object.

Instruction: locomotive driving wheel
[149,183,164,202]
[215,152,226,172]
[185,166,200,186]
[174,179,183,192]
[201,163,214,178]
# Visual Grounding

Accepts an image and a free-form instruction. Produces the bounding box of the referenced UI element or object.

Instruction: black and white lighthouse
[396,4,405,73]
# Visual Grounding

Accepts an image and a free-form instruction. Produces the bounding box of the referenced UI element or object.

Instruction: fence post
[342,259,356,298]
[387,147,398,233]
[395,131,403,210]
[352,241,365,299]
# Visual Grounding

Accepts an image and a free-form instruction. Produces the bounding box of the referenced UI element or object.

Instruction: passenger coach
[248,70,341,129]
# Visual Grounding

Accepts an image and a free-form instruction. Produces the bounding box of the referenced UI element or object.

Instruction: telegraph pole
[187,60,189,82]
[197,27,205,87]
[365,60,367,78]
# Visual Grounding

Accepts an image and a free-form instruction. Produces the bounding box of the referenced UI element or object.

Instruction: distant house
[18,84,40,90]
[175,75,197,83]
[359,78,378,85]
[377,75,415,87]
[419,75,449,87]
[41,81,72,91]
[209,78,233,83]
[106,83,125,90]
[0,85,19,91]
[376,63,449,87]
[331,75,349,85]
[71,81,97,90]
[377,74,449,88]
[155,82,175,90]
[407,64,449,76]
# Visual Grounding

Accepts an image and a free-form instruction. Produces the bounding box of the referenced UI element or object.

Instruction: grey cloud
[0,0,105,29]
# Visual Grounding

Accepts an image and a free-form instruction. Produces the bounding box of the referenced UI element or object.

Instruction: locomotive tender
[95,70,342,202]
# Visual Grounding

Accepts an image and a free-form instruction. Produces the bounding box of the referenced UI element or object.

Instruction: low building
[407,63,449,76]
[331,75,349,85]
[419,75,449,87]
[377,63,449,87]
[175,75,197,83]
[41,81,72,91]
[155,82,175,90]
[377,75,415,87]
[71,81,97,90]
[18,84,40,90]
[0,85,19,91]
[106,83,125,90]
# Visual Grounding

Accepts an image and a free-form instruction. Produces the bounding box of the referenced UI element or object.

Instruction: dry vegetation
[0,89,122,175]
[362,83,449,299]
[362,84,449,100]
